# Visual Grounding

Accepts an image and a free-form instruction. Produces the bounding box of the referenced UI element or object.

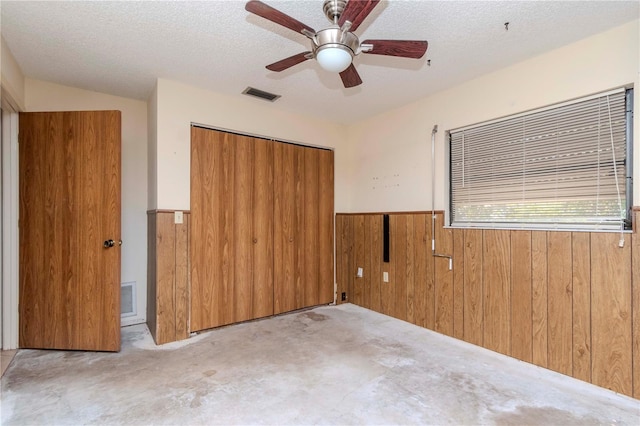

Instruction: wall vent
[242,87,281,102]
[121,281,137,318]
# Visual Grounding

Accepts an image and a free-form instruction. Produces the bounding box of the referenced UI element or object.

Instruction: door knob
[103,239,122,248]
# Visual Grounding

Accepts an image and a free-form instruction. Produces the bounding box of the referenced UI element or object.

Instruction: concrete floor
[1,304,639,425]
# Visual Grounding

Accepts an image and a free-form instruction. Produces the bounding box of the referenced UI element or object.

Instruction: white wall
[148,82,158,210]
[25,78,148,326]
[345,20,640,213]
[154,78,349,211]
[1,37,25,111]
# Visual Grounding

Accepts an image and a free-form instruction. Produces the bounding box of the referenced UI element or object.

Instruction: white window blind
[449,89,630,230]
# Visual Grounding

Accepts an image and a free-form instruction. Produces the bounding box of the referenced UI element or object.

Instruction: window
[448,88,632,231]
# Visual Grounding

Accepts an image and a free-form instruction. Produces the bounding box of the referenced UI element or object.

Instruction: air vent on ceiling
[242,87,281,102]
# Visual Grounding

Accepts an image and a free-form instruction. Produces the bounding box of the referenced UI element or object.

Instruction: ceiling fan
[245,0,428,88]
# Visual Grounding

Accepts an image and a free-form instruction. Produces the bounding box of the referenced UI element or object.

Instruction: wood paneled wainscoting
[147,210,190,345]
[336,212,640,399]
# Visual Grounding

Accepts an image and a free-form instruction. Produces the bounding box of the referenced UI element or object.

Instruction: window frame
[446,87,634,232]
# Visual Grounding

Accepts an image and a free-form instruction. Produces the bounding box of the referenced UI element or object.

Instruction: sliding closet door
[191,127,274,331]
[233,135,254,324]
[274,143,334,314]
[318,148,335,304]
[191,127,232,330]
[252,138,275,319]
[300,147,335,306]
[273,142,304,314]
[192,126,333,330]
[303,148,320,307]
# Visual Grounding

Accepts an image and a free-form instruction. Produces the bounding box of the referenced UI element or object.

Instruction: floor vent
[242,87,281,102]
[121,281,137,318]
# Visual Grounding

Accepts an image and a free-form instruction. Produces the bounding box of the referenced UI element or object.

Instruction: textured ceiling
[1,1,638,124]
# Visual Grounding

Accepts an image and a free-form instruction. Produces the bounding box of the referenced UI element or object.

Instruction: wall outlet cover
[357,267,363,278]
[175,211,184,224]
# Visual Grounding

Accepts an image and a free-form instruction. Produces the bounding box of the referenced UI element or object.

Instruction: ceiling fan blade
[338,0,381,32]
[339,64,363,88]
[361,40,428,59]
[266,52,312,72]
[245,1,315,35]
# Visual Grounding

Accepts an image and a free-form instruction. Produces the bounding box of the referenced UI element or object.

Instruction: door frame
[1,100,19,350]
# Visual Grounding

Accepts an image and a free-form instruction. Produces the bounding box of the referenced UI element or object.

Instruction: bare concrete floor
[1,304,639,425]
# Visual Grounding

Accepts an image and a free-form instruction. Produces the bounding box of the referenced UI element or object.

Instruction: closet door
[274,144,334,314]
[302,147,335,306]
[191,127,234,330]
[318,148,335,304]
[252,138,274,319]
[273,142,303,314]
[233,135,254,323]
[303,148,320,306]
[190,128,274,331]
[191,127,333,329]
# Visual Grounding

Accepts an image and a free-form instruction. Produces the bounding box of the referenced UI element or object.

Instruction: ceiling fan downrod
[323,0,347,24]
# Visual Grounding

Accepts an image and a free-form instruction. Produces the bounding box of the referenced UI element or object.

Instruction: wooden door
[274,144,334,314]
[252,138,274,318]
[303,148,320,307]
[317,149,334,304]
[191,127,334,328]
[19,111,121,351]
[273,142,303,314]
[190,127,274,331]
[232,134,274,323]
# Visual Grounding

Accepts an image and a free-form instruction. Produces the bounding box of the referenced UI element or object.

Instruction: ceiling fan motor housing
[313,26,360,57]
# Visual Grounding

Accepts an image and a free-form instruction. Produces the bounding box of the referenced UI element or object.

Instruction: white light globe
[316,47,352,73]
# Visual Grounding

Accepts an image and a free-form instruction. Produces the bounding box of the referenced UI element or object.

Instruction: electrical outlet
[341,292,346,301]
[383,271,389,282]
[356,267,363,278]
[174,211,184,224]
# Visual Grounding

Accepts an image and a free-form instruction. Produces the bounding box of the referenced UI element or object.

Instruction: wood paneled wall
[147,210,190,345]
[336,212,640,399]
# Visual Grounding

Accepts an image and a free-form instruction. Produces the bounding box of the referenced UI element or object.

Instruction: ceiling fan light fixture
[316,45,352,72]
[246,0,428,88]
